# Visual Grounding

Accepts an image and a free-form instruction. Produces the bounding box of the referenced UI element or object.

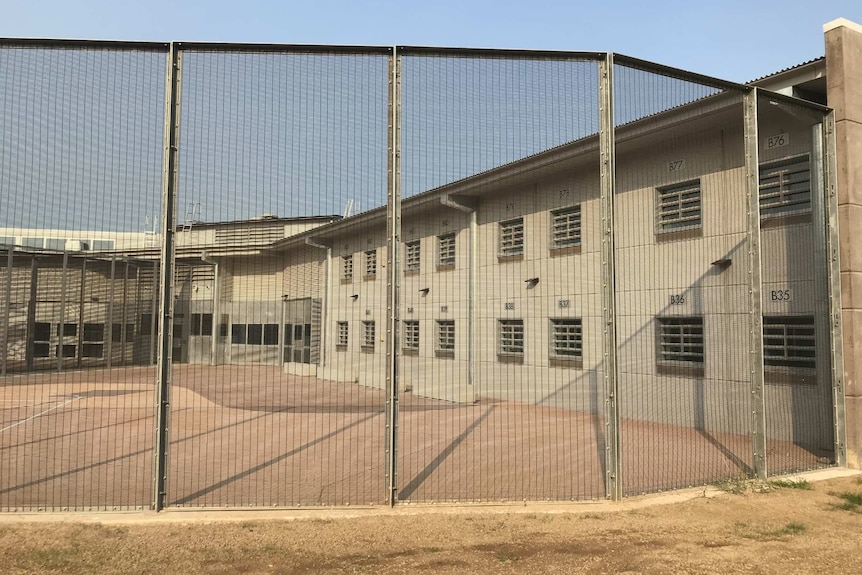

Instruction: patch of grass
[767,478,812,490]
[580,513,605,520]
[738,522,807,541]
[831,491,862,513]
[496,552,518,563]
[424,546,443,553]
[715,476,811,494]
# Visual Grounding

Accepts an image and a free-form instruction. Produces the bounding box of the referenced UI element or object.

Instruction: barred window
[550,318,583,359]
[365,249,377,278]
[362,321,375,349]
[438,233,456,268]
[336,321,348,347]
[657,316,704,364]
[405,240,421,271]
[403,320,419,350]
[499,218,524,257]
[498,319,525,356]
[436,320,455,353]
[342,254,354,280]
[550,206,582,249]
[759,155,811,218]
[656,180,701,232]
[763,316,815,369]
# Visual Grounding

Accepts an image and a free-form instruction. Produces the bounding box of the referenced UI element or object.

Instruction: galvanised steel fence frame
[0,39,845,511]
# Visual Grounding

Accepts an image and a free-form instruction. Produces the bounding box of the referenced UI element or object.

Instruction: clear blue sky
[2,0,861,83]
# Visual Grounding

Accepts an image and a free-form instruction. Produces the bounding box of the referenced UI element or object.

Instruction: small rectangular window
[22,237,43,248]
[656,180,702,232]
[140,314,153,336]
[263,324,279,346]
[45,238,66,251]
[112,323,123,343]
[403,320,419,350]
[437,233,456,268]
[498,319,524,356]
[364,249,377,279]
[82,344,104,358]
[247,324,263,345]
[436,320,455,354]
[763,316,815,369]
[191,313,202,336]
[336,321,349,347]
[657,317,704,364]
[499,218,524,257]
[342,254,354,281]
[201,313,213,336]
[33,343,50,357]
[33,322,51,341]
[550,206,582,249]
[550,318,582,359]
[405,240,421,272]
[759,155,811,218]
[125,323,135,341]
[58,323,77,337]
[91,239,114,250]
[362,321,375,350]
[231,323,247,344]
[83,323,104,342]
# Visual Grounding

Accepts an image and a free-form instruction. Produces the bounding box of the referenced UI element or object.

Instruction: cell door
[283,323,312,364]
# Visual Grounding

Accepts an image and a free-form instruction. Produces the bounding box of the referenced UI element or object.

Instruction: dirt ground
[0,473,860,574]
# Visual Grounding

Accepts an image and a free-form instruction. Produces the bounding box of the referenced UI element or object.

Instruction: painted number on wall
[668,159,685,173]
[766,133,789,149]
[770,289,792,302]
[504,302,515,310]
[669,294,686,305]
[558,299,570,308]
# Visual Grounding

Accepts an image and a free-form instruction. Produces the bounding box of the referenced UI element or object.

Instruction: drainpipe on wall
[305,237,331,369]
[440,194,478,389]
[201,251,219,366]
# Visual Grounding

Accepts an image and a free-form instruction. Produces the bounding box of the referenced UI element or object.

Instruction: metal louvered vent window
[550,318,583,358]
[499,217,525,256]
[336,321,348,347]
[403,320,419,350]
[437,233,456,267]
[436,320,455,352]
[759,155,811,218]
[657,316,704,364]
[656,180,702,232]
[498,319,525,356]
[342,254,353,280]
[550,205,582,249]
[763,316,816,369]
[364,249,377,278]
[405,240,420,271]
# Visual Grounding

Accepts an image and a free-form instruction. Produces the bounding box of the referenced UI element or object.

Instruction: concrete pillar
[826,17,862,468]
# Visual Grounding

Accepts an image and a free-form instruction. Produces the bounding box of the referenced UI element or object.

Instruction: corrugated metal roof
[749,56,825,84]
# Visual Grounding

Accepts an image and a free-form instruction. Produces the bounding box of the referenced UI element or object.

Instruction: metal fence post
[385,46,402,506]
[2,248,12,376]
[154,42,182,511]
[599,53,622,500]
[743,88,767,479]
[823,111,847,467]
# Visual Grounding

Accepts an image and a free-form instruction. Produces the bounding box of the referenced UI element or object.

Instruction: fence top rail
[0,37,169,51]
[396,46,605,61]
[754,86,832,114]
[613,52,750,93]
[174,41,392,55]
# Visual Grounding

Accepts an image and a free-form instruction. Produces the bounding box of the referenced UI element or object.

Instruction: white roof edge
[824,18,862,34]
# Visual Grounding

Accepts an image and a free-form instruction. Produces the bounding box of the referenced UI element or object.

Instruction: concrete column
[826,17,862,468]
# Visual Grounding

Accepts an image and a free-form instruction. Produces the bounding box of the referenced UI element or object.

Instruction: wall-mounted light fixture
[419,287,430,296]
[351,294,359,301]
[524,277,539,288]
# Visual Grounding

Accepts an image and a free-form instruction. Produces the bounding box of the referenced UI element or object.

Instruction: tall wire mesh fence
[0,42,841,511]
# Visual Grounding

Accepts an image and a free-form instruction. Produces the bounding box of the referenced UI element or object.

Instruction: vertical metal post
[25,258,37,371]
[154,42,182,511]
[121,259,130,364]
[385,46,402,506]
[2,248,12,376]
[57,251,69,373]
[211,262,220,366]
[107,256,116,368]
[744,89,767,479]
[150,260,158,365]
[77,258,87,368]
[599,53,622,501]
[823,111,847,467]
[468,210,477,387]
